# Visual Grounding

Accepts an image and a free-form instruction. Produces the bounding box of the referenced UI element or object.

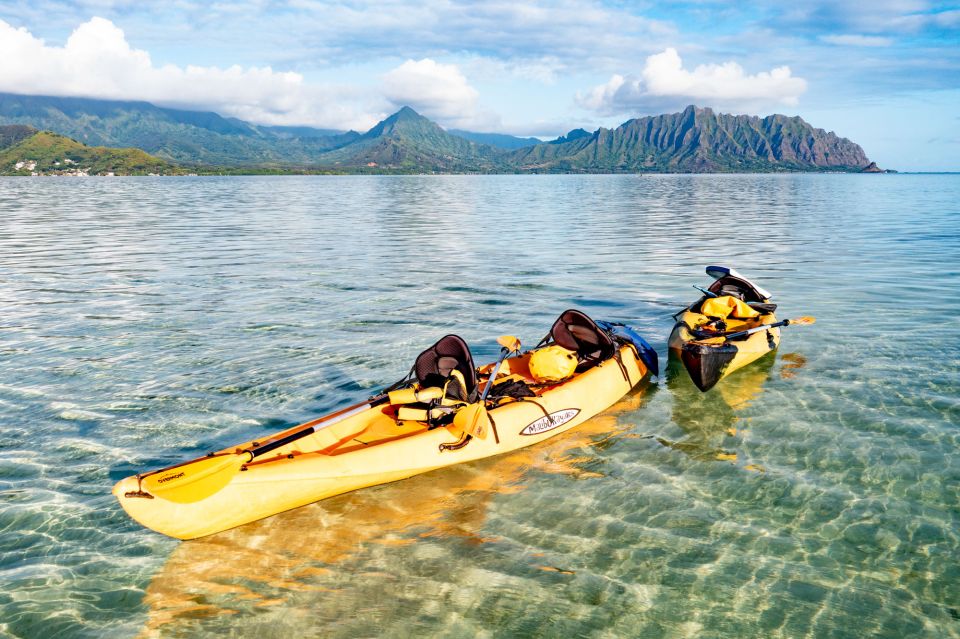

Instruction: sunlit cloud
[382,58,500,130]
[578,48,808,116]
[0,17,378,130]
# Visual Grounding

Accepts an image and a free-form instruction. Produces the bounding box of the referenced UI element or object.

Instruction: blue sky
[0,1,958,170]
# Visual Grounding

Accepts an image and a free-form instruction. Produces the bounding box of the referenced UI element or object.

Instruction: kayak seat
[393,335,478,427]
[747,302,777,314]
[720,284,744,299]
[548,309,616,372]
[707,275,767,303]
[413,334,478,402]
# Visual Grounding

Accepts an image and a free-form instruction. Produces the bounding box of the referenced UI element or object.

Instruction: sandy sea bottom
[0,174,957,638]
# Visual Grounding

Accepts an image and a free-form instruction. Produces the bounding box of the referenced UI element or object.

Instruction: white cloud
[820,34,894,47]
[465,56,565,85]
[0,17,377,130]
[382,58,499,130]
[578,48,808,116]
[272,0,675,70]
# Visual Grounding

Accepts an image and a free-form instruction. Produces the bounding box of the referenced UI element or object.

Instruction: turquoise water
[0,174,957,638]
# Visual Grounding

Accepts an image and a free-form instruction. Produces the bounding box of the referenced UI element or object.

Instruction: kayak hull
[669,309,780,392]
[114,345,650,539]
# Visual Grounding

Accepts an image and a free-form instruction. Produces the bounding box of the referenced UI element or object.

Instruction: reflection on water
[661,351,781,466]
[140,389,653,638]
[1,174,959,638]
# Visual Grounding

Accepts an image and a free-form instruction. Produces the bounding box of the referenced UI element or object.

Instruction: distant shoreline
[1,97,883,174]
[6,171,954,177]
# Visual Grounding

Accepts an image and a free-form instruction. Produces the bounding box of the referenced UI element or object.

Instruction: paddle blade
[788,316,816,326]
[453,403,490,440]
[497,335,521,352]
[141,454,246,504]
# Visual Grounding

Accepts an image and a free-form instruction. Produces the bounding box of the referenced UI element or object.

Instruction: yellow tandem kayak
[114,310,656,539]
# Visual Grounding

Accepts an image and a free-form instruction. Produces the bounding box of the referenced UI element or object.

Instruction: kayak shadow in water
[136,380,655,638]
[658,351,786,466]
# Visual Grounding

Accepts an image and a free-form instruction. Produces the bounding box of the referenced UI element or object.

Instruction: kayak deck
[114,345,651,539]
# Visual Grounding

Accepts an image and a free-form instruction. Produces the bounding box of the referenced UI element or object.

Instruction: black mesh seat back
[550,310,616,361]
[707,275,767,303]
[413,334,477,401]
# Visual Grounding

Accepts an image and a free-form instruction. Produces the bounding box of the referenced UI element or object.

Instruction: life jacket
[700,295,761,320]
[392,334,478,425]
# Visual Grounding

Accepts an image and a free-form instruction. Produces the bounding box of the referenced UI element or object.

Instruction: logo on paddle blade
[520,409,580,436]
[157,471,185,484]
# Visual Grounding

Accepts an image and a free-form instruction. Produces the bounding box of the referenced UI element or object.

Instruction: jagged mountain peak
[362,106,438,139]
[511,105,871,172]
[550,128,593,145]
[392,105,422,119]
[322,106,505,171]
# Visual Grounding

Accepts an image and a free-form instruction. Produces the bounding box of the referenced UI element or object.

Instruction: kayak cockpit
[113,308,658,539]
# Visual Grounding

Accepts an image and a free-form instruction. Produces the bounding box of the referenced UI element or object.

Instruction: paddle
[480,335,521,401]
[138,393,391,504]
[699,316,816,343]
[140,336,524,501]
[694,285,718,298]
[453,335,521,441]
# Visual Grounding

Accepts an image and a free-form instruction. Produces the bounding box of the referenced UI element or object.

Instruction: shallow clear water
[0,174,957,638]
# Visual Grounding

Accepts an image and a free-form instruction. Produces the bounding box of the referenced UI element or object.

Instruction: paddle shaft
[713,318,801,342]
[479,347,510,402]
[694,285,718,298]
[248,399,378,459]
[139,393,389,480]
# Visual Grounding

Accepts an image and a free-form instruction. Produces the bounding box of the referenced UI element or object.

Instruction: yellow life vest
[701,295,761,320]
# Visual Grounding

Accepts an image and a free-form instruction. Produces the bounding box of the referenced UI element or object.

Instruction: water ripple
[0,175,958,638]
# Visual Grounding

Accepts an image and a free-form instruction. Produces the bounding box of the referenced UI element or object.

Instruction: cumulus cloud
[0,1,675,78]
[0,17,377,130]
[577,48,807,116]
[820,34,894,47]
[382,58,499,130]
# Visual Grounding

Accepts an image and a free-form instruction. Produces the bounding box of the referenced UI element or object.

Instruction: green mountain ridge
[0,93,358,166]
[319,106,508,171]
[510,106,870,172]
[0,93,876,173]
[0,125,181,175]
[446,129,541,150]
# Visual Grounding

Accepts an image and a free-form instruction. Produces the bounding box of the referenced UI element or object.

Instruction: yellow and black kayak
[668,266,780,392]
[114,310,656,539]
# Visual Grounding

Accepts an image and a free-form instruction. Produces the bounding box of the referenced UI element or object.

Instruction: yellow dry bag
[529,345,578,383]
